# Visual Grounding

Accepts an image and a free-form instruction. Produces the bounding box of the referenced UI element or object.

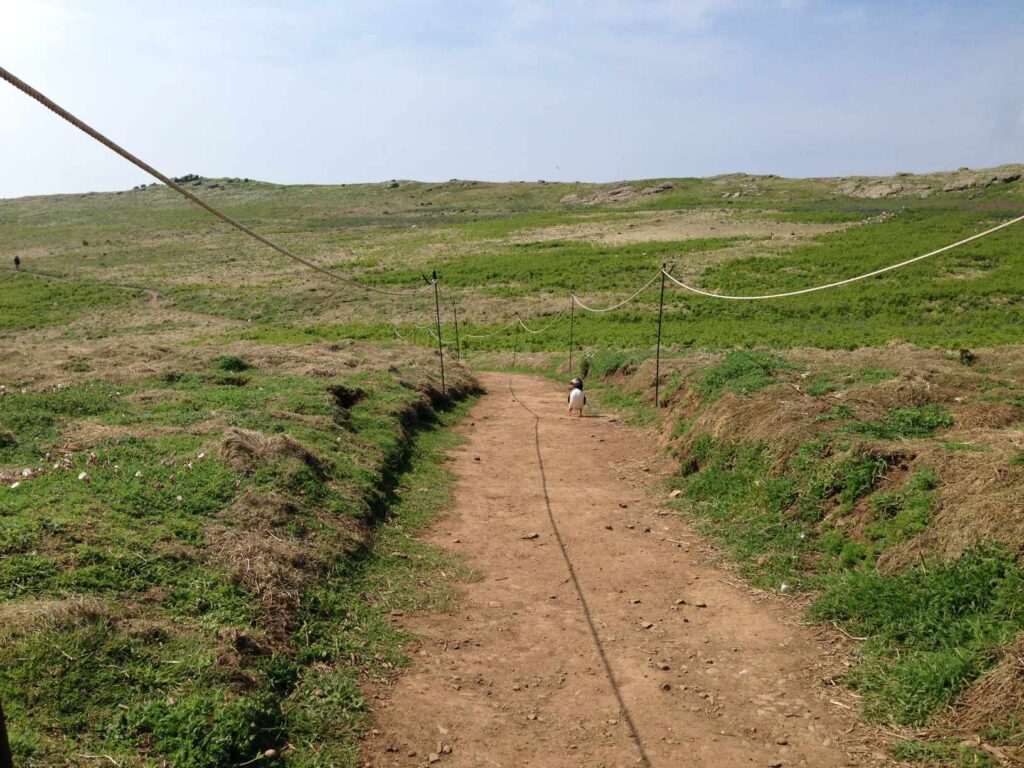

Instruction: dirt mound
[560,181,674,205]
[834,164,1024,198]
[220,427,325,474]
[207,522,325,621]
[880,436,1024,570]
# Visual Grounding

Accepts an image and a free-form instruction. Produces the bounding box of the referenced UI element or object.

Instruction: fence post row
[432,270,446,394]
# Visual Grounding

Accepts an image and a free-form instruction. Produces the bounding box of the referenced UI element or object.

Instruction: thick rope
[462,319,519,340]
[663,212,1024,300]
[0,66,433,298]
[572,272,660,313]
[518,313,564,334]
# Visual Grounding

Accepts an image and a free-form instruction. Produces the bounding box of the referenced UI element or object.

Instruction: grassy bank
[0,343,476,767]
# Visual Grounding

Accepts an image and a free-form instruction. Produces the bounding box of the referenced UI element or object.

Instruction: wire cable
[662,212,1024,300]
[572,272,660,313]
[0,65,433,298]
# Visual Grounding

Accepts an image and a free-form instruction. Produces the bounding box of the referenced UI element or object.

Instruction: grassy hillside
[2,167,1022,359]
[0,342,476,766]
[2,166,1023,766]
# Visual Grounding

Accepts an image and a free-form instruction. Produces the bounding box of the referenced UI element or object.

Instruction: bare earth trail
[363,373,885,768]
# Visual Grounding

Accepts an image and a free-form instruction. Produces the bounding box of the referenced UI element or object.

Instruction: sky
[1,0,1022,197]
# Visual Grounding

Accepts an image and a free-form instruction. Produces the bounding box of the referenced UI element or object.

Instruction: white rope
[663,213,1024,301]
[519,312,565,334]
[463,319,519,339]
[572,272,660,313]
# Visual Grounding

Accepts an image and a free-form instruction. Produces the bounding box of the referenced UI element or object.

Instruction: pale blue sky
[1,1,1022,197]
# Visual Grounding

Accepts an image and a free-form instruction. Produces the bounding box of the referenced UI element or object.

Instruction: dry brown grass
[940,636,1024,764]
[0,596,109,639]
[220,427,325,475]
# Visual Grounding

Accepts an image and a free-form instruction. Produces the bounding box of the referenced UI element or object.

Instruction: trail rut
[363,373,887,767]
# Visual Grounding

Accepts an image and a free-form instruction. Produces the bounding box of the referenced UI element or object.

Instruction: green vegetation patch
[812,546,1024,725]
[847,404,954,440]
[0,358,474,766]
[695,350,789,401]
[0,272,133,332]
[676,428,1024,733]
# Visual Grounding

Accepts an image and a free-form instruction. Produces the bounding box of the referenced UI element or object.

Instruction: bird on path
[567,377,586,418]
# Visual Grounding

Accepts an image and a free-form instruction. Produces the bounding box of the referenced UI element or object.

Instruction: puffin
[567,377,586,418]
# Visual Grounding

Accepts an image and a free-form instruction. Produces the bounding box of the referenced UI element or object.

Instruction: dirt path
[363,373,885,768]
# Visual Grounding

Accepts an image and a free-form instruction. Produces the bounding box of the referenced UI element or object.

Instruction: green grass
[0,272,134,330]
[695,350,789,401]
[677,428,1024,732]
[656,346,1024,749]
[890,739,995,767]
[3,173,1022,355]
[0,356,475,766]
[3,167,1024,766]
[848,404,954,440]
[812,546,1024,725]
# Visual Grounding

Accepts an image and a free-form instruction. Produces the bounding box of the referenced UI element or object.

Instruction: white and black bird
[567,377,586,418]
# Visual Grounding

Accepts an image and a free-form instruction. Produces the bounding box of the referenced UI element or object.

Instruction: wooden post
[655,263,668,408]
[568,294,576,376]
[432,271,446,394]
[451,302,462,362]
[512,319,521,368]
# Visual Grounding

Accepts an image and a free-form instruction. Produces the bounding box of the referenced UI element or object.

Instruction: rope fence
[5,63,1024,406]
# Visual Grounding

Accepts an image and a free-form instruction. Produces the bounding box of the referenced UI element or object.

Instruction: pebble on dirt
[520,532,540,540]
